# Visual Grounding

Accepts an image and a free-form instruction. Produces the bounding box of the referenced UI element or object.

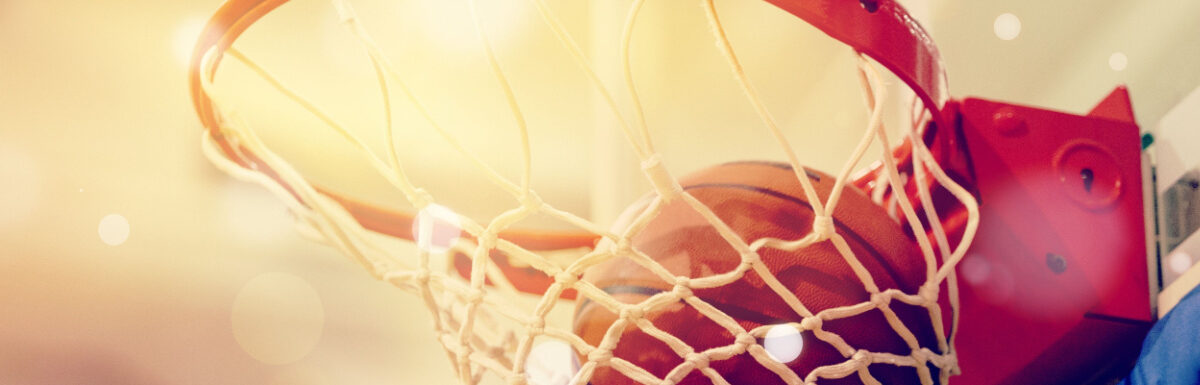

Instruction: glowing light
[98,214,130,246]
[412,204,463,254]
[402,1,533,54]
[1168,251,1193,275]
[976,262,1016,307]
[961,255,991,285]
[833,109,854,129]
[231,272,325,365]
[173,16,208,65]
[221,180,293,244]
[1109,52,1128,71]
[268,367,330,385]
[993,13,1021,41]
[524,340,580,385]
[0,144,39,230]
[763,324,803,363]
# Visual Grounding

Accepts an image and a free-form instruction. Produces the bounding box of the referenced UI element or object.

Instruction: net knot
[940,352,959,372]
[811,215,835,241]
[918,283,939,306]
[641,154,683,202]
[734,333,756,350]
[554,271,580,286]
[478,232,499,250]
[528,318,546,334]
[800,316,822,331]
[587,348,614,364]
[672,277,693,298]
[619,307,644,320]
[870,292,892,308]
[911,348,932,366]
[415,269,431,284]
[739,251,761,268]
[465,288,486,304]
[685,352,710,369]
[852,350,872,367]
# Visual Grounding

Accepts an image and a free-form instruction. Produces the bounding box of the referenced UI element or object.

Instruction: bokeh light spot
[98,214,130,246]
[994,13,1021,41]
[231,272,325,365]
[1168,251,1193,275]
[961,254,991,285]
[1109,52,1128,71]
[524,340,579,385]
[763,324,803,363]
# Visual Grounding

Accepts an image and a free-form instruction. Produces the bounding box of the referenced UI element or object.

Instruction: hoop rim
[187,0,950,250]
[764,0,948,129]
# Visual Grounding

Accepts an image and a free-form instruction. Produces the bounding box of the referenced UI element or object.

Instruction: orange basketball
[574,161,940,385]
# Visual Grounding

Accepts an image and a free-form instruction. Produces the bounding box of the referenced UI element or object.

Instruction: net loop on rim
[642,155,684,202]
[189,0,982,384]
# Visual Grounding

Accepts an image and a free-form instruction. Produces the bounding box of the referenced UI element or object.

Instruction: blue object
[1121,285,1200,385]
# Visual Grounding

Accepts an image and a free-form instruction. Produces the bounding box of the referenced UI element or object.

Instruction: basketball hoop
[189,0,980,384]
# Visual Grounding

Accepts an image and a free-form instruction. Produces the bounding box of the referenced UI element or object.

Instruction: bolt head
[993,107,1027,136]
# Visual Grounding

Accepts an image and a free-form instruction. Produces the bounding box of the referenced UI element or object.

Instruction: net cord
[195,0,982,384]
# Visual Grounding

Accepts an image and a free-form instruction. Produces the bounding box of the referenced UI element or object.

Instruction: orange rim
[188,0,950,292]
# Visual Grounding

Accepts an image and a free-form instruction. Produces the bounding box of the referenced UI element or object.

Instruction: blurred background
[2,0,1198,384]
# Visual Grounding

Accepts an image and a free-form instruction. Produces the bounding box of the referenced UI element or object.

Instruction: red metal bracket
[913,87,1152,384]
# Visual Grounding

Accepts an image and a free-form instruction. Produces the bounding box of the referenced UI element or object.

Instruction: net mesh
[194,0,981,384]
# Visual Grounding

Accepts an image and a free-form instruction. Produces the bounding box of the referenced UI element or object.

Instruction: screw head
[1046,253,1067,275]
[859,0,880,13]
[992,107,1027,136]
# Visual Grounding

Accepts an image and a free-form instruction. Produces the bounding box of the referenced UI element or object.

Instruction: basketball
[574,161,940,384]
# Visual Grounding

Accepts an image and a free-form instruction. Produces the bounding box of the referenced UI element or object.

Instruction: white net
[193,0,980,384]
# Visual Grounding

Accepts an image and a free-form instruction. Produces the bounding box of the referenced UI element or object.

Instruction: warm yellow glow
[4,0,1198,382]
[221,180,294,244]
[0,144,39,230]
[173,15,207,65]
[231,272,326,365]
[400,0,534,55]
